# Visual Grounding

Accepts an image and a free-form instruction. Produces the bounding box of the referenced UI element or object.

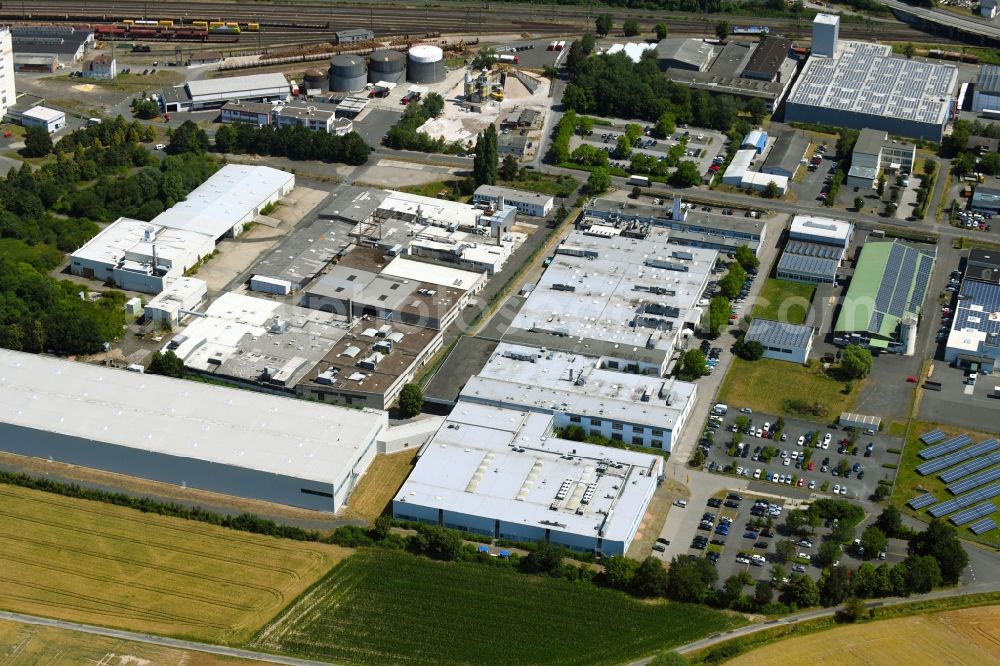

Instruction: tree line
[213,121,371,166]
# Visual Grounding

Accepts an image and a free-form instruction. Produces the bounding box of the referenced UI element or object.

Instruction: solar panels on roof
[919,433,974,460]
[916,439,1000,476]
[920,429,946,444]
[908,493,938,510]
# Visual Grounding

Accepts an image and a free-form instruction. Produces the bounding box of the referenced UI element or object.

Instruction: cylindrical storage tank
[303,68,329,93]
[901,315,918,356]
[329,54,367,92]
[407,44,444,84]
[368,49,406,84]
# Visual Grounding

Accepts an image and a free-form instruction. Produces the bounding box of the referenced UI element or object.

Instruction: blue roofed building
[741,129,768,154]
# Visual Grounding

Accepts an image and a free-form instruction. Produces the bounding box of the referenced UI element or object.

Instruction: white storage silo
[407,44,444,84]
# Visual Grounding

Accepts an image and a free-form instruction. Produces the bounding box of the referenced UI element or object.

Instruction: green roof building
[834,240,936,348]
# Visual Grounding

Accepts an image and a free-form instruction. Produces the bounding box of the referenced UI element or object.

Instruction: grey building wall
[0,422,375,513]
[783,103,946,143]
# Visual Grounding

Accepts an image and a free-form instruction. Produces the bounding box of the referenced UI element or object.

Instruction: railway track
[6,0,972,45]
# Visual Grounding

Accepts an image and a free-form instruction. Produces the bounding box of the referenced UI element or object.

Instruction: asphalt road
[0,610,331,666]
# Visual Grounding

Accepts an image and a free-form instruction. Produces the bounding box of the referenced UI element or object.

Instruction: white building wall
[0,29,14,118]
[760,339,811,364]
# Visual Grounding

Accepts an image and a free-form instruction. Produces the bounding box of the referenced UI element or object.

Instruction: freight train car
[732,25,770,35]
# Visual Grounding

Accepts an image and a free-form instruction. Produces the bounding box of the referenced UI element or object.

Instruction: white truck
[627,174,650,187]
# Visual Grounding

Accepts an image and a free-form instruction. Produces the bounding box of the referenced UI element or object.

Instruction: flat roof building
[846,128,916,189]
[742,35,792,81]
[785,41,958,142]
[168,292,352,390]
[162,73,290,112]
[972,186,1000,215]
[834,240,936,348]
[0,348,386,512]
[944,278,1000,373]
[392,402,663,555]
[12,26,92,63]
[973,64,1000,113]
[761,130,809,179]
[789,215,854,248]
[967,248,1000,285]
[151,164,294,241]
[460,343,697,452]
[776,241,844,285]
[745,318,814,364]
[20,105,65,133]
[473,184,554,217]
[143,277,208,327]
[504,230,716,375]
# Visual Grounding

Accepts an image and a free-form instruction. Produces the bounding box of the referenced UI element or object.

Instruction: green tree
[902,42,916,58]
[775,539,796,563]
[410,524,462,561]
[677,349,708,381]
[670,160,702,187]
[470,48,497,69]
[521,542,563,574]
[904,554,942,593]
[623,18,641,37]
[398,383,424,418]
[873,484,891,502]
[596,13,613,37]
[924,159,937,176]
[371,515,393,541]
[690,448,706,467]
[739,339,764,361]
[783,573,819,608]
[666,554,718,603]
[875,505,903,538]
[820,565,853,606]
[500,154,519,181]
[23,126,53,158]
[146,350,185,378]
[854,195,865,211]
[167,120,209,154]
[837,596,868,623]
[654,22,668,40]
[763,180,781,199]
[746,97,768,124]
[580,33,597,55]
[816,541,843,567]
[754,580,773,608]
[708,296,730,336]
[715,20,730,41]
[214,124,237,153]
[472,125,499,187]
[586,167,611,194]
[860,526,888,559]
[602,556,640,590]
[910,519,969,585]
[720,573,749,608]
[830,520,856,545]
[734,245,759,272]
[718,262,747,300]
[422,92,445,118]
[840,344,873,380]
[633,556,669,597]
[655,111,676,139]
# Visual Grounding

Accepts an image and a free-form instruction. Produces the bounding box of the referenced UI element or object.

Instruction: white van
[712,403,728,416]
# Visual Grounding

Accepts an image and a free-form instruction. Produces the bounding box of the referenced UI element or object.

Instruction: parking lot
[567,121,725,176]
[699,410,903,502]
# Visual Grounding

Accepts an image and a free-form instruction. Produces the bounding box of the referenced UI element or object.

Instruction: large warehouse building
[0,349,387,512]
[944,249,1000,372]
[834,240,936,350]
[160,72,290,112]
[973,65,1000,113]
[784,29,958,141]
[393,402,663,555]
[776,215,853,285]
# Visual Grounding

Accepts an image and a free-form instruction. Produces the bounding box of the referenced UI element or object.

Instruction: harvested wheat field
[0,619,256,665]
[0,484,351,644]
[339,449,418,522]
[727,606,1000,666]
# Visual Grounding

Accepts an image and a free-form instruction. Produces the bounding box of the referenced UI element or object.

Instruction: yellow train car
[122,19,134,26]
[192,20,208,28]
[245,22,259,31]
[208,21,224,28]
[158,19,173,28]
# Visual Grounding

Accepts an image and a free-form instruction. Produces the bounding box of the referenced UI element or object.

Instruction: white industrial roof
[790,215,853,243]
[186,73,290,100]
[71,217,214,268]
[723,149,756,182]
[0,349,386,484]
[814,12,840,25]
[151,165,294,239]
[474,184,554,207]
[145,277,207,314]
[381,256,485,291]
[22,105,65,122]
[394,403,663,545]
[380,190,483,229]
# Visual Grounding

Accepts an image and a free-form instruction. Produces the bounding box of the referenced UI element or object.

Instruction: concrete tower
[812,14,840,58]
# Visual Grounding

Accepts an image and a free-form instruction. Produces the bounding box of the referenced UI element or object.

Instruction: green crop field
[251,550,742,665]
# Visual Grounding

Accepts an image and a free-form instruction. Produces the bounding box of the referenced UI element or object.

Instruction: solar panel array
[952,279,1000,339]
[919,433,973,460]
[928,483,1000,517]
[970,517,997,535]
[908,493,938,510]
[947,465,1000,495]
[909,253,935,313]
[920,429,946,444]
[890,249,918,316]
[785,240,844,259]
[916,439,1000,476]
[940,449,1000,483]
[949,501,997,526]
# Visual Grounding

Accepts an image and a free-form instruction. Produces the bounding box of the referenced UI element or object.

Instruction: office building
[473,184,554,217]
[0,28,16,116]
[847,128,916,188]
[20,105,65,133]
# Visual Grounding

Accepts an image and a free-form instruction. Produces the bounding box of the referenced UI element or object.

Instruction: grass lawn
[0,484,350,644]
[718,357,859,422]
[499,171,578,198]
[752,279,816,325]
[398,179,464,200]
[251,550,743,665]
[891,420,1000,549]
[339,449,418,522]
